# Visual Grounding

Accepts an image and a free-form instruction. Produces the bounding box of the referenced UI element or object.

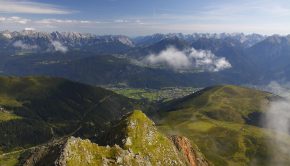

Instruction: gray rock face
[0,30,135,53]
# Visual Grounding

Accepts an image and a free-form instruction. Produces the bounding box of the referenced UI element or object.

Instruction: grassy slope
[0,111,21,122]
[0,151,22,166]
[161,85,271,123]
[156,85,290,166]
[0,76,140,155]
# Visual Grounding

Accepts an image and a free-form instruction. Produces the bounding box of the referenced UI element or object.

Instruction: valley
[109,86,200,102]
[1,31,290,89]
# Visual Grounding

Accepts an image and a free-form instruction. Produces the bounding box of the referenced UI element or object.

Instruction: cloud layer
[13,40,38,50]
[262,82,290,164]
[145,47,191,70]
[51,41,68,53]
[264,82,290,133]
[12,40,68,53]
[0,1,72,14]
[144,46,231,72]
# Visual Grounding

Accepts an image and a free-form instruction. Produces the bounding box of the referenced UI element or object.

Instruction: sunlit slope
[161,85,272,124]
[0,76,139,154]
[156,85,290,166]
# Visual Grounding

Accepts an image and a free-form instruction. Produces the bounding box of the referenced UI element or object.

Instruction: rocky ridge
[22,110,210,166]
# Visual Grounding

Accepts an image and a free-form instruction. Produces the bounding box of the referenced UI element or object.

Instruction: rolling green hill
[0,76,141,154]
[160,85,272,124]
[155,85,290,166]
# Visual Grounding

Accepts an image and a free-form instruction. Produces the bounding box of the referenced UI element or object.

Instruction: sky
[0,0,290,36]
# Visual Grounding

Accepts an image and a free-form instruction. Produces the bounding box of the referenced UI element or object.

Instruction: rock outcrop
[21,110,209,166]
[171,135,210,166]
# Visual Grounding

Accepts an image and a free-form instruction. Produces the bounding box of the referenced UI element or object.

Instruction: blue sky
[0,0,290,35]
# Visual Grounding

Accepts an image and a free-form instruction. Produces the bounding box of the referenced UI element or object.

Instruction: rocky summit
[21,110,209,166]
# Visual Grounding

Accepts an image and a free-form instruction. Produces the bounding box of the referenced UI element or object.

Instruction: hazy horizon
[1,29,288,38]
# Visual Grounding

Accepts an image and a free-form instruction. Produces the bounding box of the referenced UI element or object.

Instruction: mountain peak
[103,110,185,162]
[21,110,209,166]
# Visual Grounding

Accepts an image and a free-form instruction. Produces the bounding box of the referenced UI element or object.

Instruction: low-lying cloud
[13,40,38,50]
[145,47,191,70]
[51,41,68,53]
[144,46,231,72]
[264,82,290,133]
[262,82,290,164]
[189,48,232,72]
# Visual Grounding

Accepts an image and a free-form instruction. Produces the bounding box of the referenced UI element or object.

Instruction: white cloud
[24,27,35,31]
[146,47,191,69]
[0,0,73,14]
[12,40,68,53]
[0,16,151,35]
[2,16,31,24]
[188,48,232,72]
[0,16,101,31]
[114,19,128,23]
[51,41,68,53]
[36,19,93,25]
[144,46,231,72]
[204,1,290,18]
[154,1,290,22]
[263,82,290,163]
[13,40,38,49]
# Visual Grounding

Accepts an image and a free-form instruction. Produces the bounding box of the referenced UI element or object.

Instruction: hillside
[2,82,290,165]
[2,111,210,166]
[160,85,272,124]
[155,85,290,165]
[0,76,141,154]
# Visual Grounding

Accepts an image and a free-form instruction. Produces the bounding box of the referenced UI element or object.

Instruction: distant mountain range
[1,30,290,88]
[0,30,134,55]
[133,32,266,48]
[0,30,266,53]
